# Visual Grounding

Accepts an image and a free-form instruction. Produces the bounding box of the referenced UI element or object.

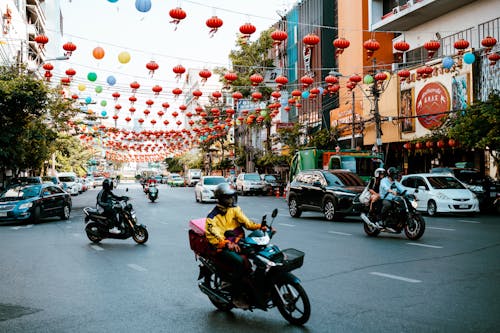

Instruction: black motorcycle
[188,209,311,326]
[148,184,158,202]
[83,197,148,244]
[356,191,425,240]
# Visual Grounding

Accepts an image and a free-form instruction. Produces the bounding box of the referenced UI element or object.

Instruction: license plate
[491,192,497,197]
[0,212,7,217]
[459,204,469,208]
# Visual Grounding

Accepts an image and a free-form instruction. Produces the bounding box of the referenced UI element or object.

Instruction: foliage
[54,134,93,176]
[274,123,305,158]
[164,157,184,173]
[306,127,340,149]
[255,152,289,173]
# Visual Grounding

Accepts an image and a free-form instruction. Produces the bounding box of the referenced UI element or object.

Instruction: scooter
[83,197,148,244]
[188,209,311,326]
[148,184,158,202]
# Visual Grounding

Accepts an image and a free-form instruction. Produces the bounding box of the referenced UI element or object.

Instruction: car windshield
[59,176,75,182]
[204,177,226,185]
[427,176,466,189]
[1,185,41,199]
[324,171,364,186]
[264,175,277,182]
[454,171,485,184]
[244,174,260,181]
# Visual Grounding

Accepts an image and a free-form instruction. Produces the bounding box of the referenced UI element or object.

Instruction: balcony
[371,0,478,32]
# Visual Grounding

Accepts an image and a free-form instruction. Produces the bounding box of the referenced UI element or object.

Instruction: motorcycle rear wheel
[204,273,234,311]
[404,214,425,240]
[273,280,310,326]
[85,227,102,243]
[132,225,148,244]
[363,222,380,237]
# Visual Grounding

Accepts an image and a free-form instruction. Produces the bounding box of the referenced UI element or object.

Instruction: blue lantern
[442,57,454,69]
[106,75,116,86]
[135,0,151,13]
[101,110,107,117]
[107,0,119,2]
[301,91,310,99]
[463,52,475,64]
[85,96,92,104]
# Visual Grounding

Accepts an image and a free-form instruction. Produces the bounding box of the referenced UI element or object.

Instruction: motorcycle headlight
[18,202,33,210]
[411,200,418,209]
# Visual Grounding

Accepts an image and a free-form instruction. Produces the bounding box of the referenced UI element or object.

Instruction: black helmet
[102,178,113,191]
[214,183,237,208]
[387,167,399,179]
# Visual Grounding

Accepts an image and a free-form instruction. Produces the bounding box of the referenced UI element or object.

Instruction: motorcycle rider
[367,167,386,219]
[378,167,405,227]
[205,182,270,307]
[97,178,126,233]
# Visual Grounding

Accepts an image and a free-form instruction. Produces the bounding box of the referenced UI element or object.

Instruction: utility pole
[351,89,356,149]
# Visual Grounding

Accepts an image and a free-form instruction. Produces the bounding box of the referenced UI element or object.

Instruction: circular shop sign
[416,82,450,129]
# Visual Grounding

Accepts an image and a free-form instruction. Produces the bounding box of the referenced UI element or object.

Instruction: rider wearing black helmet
[97,178,125,233]
[205,182,269,307]
[378,167,405,226]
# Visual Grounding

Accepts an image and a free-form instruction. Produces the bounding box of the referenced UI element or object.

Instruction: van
[186,169,202,186]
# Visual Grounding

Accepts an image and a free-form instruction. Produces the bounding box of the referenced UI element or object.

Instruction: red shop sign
[416,82,450,129]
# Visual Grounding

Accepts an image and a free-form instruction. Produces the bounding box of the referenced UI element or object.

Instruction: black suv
[261,174,285,195]
[287,169,365,221]
[430,167,499,209]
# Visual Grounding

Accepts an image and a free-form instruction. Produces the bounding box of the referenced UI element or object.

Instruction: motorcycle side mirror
[261,215,267,228]
[271,208,278,218]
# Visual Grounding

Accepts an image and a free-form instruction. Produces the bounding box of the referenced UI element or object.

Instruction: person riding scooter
[205,183,271,308]
[367,167,386,220]
[97,178,127,233]
[378,167,405,227]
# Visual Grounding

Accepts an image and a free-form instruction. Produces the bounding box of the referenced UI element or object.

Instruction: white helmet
[374,168,386,177]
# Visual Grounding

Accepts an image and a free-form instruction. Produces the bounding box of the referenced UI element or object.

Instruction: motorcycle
[148,184,158,202]
[188,209,311,326]
[356,191,426,240]
[83,197,148,244]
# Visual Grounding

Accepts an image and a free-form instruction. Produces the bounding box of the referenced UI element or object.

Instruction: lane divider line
[127,263,147,272]
[406,243,443,249]
[278,223,295,227]
[427,226,455,231]
[328,231,352,236]
[90,245,104,251]
[458,220,480,224]
[10,224,34,230]
[370,272,421,283]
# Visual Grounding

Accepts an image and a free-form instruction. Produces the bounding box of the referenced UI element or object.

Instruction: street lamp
[36,55,70,71]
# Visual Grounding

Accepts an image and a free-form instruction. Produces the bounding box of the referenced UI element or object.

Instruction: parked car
[93,176,105,188]
[58,172,79,196]
[0,183,72,224]
[186,169,202,187]
[260,174,285,195]
[42,176,64,189]
[235,173,266,195]
[401,173,480,216]
[167,173,185,187]
[430,167,499,209]
[194,176,227,203]
[9,176,43,187]
[287,169,365,221]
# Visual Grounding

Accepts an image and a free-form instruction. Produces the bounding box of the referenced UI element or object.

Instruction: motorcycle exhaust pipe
[360,213,379,229]
[198,283,230,305]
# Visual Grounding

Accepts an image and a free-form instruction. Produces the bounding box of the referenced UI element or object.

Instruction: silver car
[194,176,227,203]
[236,173,266,196]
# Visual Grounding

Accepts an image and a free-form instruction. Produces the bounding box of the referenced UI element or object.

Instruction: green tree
[445,92,500,176]
[54,134,93,176]
[164,157,184,173]
[306,127,340,149]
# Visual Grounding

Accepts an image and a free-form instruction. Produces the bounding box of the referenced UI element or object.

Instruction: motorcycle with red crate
[188,209,311,326]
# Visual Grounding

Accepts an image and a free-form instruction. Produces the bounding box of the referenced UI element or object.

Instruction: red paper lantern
[437,140,445,148]
[129,96,137,104]
[130,81,140,93]
[393,40,410,61]
[239,22,256,38]
[112,115,119,121]
[403,143,411,150]
[481,36,497,52]
[125,116,131,122]
[325,75,339,85]
[291,90,302,97]
[146,61,159,76]
[448,139,457,147]
[143,109,150,116]
[172,87,183,96]
[145,99,154,106]
[487,53,500,66]
[426,141,434,148]
[192,89,202,99]
[374,72,387,81]
[453,39,470,54]
[303,33,320,48]
[251,92,262,100]
[398,69,411,79]
[271,91,281,99]
[415,142,423,149]
[34,35,49,48]
[60,77,71,86]
[129,107,136,113]
[169,7,186,30]
[112,92,121,101]
[250,73,264,86]
[42,63,54,71]
[424,40,441,59]
[232,91,243,100]
[199,69,212,83]
[271,30,287,46]
[152,85,162,95]
[300,75,314,88]
[65,68,76,77]
[212,91,222,99]
[224,72,238,83]
[206,16,223,37]
[363,39,380,59]
[63,42,77,56]
[275,75,288,88]
[333,37,350,56]
[162,102,170,109]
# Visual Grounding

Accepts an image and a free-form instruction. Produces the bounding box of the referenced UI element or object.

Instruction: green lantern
[363,75,374,84]
[95,85,103,93]
[100,100,107,107]
[260,110,267,117]
[87,72,97,82]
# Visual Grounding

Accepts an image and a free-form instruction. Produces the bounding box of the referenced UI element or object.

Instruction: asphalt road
[1,182,499,333]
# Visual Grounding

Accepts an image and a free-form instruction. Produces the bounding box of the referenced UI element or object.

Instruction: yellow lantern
[118,51,131,64]
[78,83,86,91]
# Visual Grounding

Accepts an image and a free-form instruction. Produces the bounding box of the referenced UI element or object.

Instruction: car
[235,173,266,195]
[287,169,365,221]
[42,175,64,189]
[401,173,480,216]
[430,167,499,209]
[194,176,227,203]
[93,176,105,188]
[260,174,285,195]
[9,176,43,187]
[167,173,185,187]
[0,183,72,224]
[58,172,79,195]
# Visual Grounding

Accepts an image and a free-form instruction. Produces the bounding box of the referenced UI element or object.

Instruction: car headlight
[18,202,33,210]
[468,185,484,193]
[435,192,449,200]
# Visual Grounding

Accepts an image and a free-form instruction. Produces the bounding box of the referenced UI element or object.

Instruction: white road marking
[427,226,455,231]
[72,233,80,237]
[370,272,421,283]
[278,223,295,227]
[328,231,352,236]
[10,224,34,230]
[458,220,480,224]
[90,245,104,251]
[127,264,147,272]
[159,221,168,225]
[406,243,443,249]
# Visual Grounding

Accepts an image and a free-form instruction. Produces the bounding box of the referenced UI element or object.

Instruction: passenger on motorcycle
[97,178,126,233]
[367,167,385,218]
[378,167,406,226]
[205,183,269,306]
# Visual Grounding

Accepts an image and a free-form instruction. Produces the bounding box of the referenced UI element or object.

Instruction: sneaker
[232,295,250,309]
[109,227,121,234]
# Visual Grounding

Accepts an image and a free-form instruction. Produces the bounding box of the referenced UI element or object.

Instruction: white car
[235,173,266,196]
[194,176,227,203]
[401,173,480,216]
[58,174,79,196]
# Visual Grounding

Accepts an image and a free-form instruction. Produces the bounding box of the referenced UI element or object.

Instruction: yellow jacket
[205,205,261,249]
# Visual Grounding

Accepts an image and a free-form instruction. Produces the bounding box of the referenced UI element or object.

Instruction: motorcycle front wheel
[404,214,425,240]
[204,273,234,312]
[132,225,149,244]
[273,280,311,326]
[85,226,102,243]
[363,222,380,237]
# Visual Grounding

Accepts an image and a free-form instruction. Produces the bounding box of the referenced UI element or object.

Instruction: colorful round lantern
[93,46,105,60]
[87,72,97,82]
[118,51,131,64]
[463,52,475,64]
[135,0,152,13]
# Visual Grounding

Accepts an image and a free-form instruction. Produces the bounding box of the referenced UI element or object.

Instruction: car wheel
[323,198,336,221]
[60,204,71,220]
[31,206,41,224]
[195,192,199,202]
[427,200,437,216]
[288,195,302,218]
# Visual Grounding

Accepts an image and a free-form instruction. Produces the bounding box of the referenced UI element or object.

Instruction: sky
[57,0,293,116]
